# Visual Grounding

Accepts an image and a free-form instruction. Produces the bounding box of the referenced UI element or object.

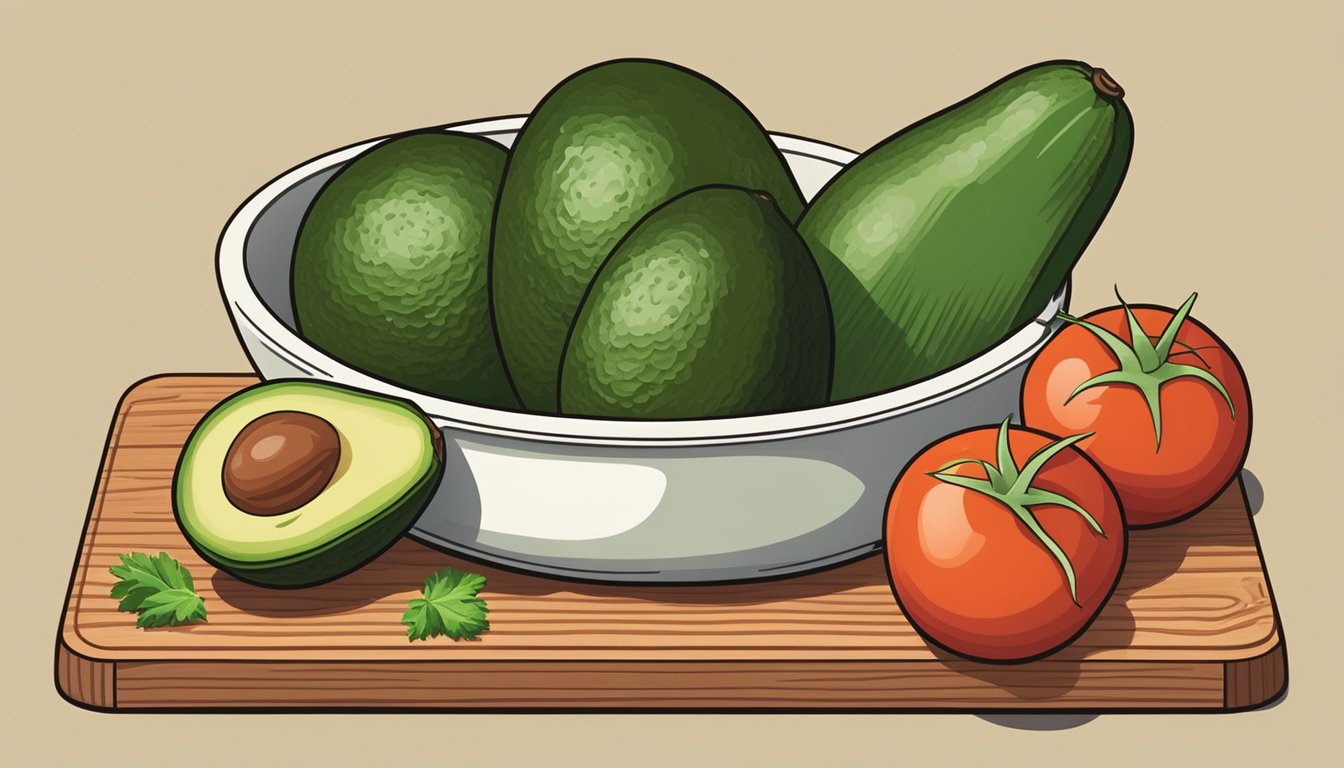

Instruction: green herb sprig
[109,552,207,628]
[402,566,490,642]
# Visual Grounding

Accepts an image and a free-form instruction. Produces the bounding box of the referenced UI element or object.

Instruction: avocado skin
[193,457,442,589]
[559,186,831,419]
[493,60,806,411]
[293,131,517,408]
[798,61,1134,400]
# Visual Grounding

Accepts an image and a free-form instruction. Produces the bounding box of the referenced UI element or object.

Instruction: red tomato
[1021,295,1251,527]
[884,422,1126,662]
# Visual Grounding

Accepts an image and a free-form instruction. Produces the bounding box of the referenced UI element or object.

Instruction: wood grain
[55,375,1287,711]
[56,645,115,710]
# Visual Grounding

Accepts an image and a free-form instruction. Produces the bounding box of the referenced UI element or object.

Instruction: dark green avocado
[559,186,832,419]
[492,59,806,411]
[292,131,517,408]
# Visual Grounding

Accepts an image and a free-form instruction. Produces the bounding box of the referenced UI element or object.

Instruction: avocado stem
[1091,68,1124,99]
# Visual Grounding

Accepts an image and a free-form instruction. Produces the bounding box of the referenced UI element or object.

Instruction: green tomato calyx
[1057,289,1235,450]
[929,418,1102,606]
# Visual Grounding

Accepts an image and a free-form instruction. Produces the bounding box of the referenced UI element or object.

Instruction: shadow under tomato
[933,603,1137,705]
[1241,468,1264,517]
[976,713,1099,730]
[957,529,1197,718]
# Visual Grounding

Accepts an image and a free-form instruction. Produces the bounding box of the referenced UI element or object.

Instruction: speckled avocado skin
[292,131,517,408]
[558,186,831,419]
[492,60,806,412]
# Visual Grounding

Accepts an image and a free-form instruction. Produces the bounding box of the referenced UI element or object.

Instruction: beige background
[3,1,1341,765]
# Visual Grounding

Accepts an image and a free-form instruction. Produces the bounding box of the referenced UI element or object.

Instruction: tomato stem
[930,418,1102,605]
[1055,290,1235,450]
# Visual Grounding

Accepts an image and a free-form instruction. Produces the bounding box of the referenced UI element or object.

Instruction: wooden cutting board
[56,375,1286,712]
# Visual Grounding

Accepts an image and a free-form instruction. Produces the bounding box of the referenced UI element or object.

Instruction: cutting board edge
[55,644,1289,713]
[54,637,116,711]
[52,373,153,713]
[1222,639,1287,711]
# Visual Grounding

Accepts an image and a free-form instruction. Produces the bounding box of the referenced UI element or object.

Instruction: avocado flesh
[493,59,806,411]
[293,131,517,408]
[559,186,832,419]
[174,380,443,587]
[798,62,1133,399]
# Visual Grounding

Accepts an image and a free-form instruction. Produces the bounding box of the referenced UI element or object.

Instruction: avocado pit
[222,410,340,516]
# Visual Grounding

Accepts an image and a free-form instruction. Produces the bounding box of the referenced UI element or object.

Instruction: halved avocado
[173,380,444,588]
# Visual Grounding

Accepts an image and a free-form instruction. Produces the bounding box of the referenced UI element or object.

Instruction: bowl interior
[243,119,855,333]
[228,117,1064,446]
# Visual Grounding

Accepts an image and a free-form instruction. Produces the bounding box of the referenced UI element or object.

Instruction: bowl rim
[218,114,1065,447]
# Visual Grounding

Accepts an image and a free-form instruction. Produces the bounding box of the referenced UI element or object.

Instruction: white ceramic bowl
[217,116,1067,582]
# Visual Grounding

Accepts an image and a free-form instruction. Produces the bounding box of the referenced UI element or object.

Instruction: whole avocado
[798,61,1134,400]
[492,59,806,412]
[292,131,517,408]
[559,186,832,419]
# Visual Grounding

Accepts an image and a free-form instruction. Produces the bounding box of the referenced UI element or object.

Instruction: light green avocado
[492,59,806,411]
[292,131,517,408]
[174,380,444,588]
[559,186,832,419]
[798,61,1133,399]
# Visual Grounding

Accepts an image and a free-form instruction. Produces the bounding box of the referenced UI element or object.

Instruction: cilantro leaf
[109,552,207,628]
[402,565,489,642]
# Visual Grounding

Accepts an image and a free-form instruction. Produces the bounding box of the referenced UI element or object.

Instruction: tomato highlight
[884,419,1127,662]
[1022,291,1251,527]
